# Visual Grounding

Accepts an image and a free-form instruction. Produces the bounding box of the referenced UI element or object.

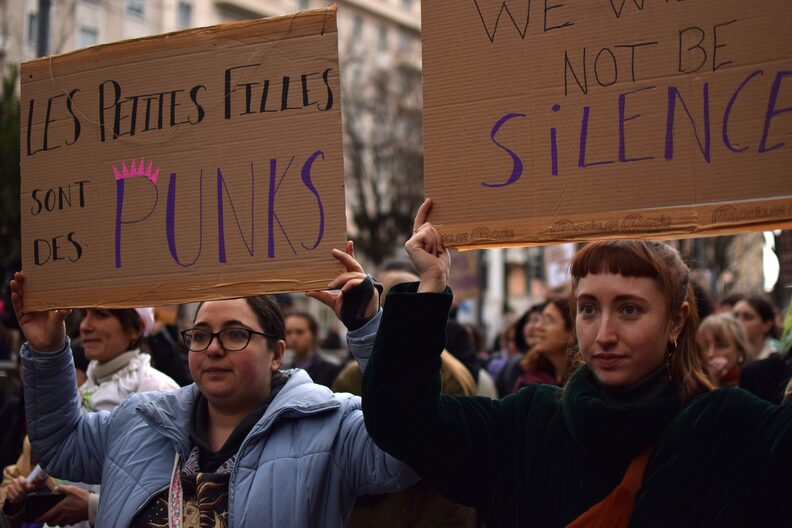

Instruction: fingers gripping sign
[405,198,450,293]
[307,241,382,330]
[10,271,71,352]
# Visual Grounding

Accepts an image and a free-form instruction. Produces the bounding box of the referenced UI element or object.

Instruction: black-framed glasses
[181,327,274,352]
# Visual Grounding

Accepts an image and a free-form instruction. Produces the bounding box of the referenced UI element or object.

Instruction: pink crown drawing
[113,158,160,185]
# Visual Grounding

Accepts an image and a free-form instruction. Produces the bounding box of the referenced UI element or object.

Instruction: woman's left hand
[36,485,90,525]
[307,241,380,328]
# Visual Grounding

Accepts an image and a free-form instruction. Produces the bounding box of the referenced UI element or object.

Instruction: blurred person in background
[463,323,488,367]
[0,357,24,471]
[2,307,179,526]
[493,304,545,398]
[0,321,12,361]
[691,280,713,322]
[283,311,344,388]
[486,319,517,381]
[512,297,573,392]
[144,305,193,387]
[732,295,780,361]
[445,297,485,397]
[321,320,345,351]
[714,292,744,314]
[466,325,498,399]
[740,299,792,404]
[697,314,750,387]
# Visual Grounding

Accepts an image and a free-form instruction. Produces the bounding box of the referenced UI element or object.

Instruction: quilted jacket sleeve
[334,398,418,496]
[345,309,382,374]
[22,339,114,485]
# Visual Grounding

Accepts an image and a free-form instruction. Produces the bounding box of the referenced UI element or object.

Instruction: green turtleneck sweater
[362,283,792,528]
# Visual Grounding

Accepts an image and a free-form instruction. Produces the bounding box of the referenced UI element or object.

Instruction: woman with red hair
[361,199,792,528]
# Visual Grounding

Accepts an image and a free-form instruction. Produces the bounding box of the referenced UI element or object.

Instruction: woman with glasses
[511,297,572,393]
[10,244,416,528]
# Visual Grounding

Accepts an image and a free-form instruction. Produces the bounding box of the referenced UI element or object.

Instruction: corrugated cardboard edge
[26,274,339,310]
[441,197,792,251]
[21,6,337,71]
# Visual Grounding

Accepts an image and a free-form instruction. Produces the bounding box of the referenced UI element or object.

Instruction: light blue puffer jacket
[22,314,416,527]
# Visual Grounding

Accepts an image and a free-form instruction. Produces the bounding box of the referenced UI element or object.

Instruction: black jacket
[363,283,792,528]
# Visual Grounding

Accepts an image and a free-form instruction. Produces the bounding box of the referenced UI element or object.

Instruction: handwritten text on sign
[422,1,792,248]
[21,9,347,309]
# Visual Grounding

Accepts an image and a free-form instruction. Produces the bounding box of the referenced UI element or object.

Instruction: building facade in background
[0,0,419,80]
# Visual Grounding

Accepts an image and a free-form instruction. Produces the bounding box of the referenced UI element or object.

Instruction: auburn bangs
[570,240,662,281]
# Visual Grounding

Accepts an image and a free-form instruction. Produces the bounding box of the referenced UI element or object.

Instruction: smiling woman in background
[512,297,572,392]
[78,307,180,411]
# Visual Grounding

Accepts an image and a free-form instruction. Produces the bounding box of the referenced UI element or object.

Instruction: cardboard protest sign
[422,1,792,249]
[21,8,347,310]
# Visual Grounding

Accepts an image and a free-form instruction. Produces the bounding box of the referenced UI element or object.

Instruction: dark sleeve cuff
[385,281,453,297]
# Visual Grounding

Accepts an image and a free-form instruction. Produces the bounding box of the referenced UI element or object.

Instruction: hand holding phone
[31,485,90,526]
[22,492,66,522]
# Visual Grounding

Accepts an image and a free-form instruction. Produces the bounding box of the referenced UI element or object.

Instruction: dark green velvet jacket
[362,284,792,528]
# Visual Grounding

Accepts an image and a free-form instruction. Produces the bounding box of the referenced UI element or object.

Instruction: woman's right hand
[307,241,381,330]
[10,272,70,353]
[405,198,450,293]
[5,476,34,504]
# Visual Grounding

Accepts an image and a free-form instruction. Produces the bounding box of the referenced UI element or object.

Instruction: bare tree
[340,39,424,266]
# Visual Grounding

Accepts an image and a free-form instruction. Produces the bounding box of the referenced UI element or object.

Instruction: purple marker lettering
[618,86,655,163]
[550,105,560,176]
[723,70,763,153]
[115,178,158,268]
[166,171,203,267]
[665,83,711,163]
[482,113,526,188]
[758,71,792,154]
[300,151,325,251]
